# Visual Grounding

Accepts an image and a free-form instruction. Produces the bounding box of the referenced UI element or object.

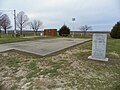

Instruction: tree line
[0,11,43,36]
[0,10,93,38]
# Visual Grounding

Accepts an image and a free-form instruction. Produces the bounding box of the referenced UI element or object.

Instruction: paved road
[0,38,91,56]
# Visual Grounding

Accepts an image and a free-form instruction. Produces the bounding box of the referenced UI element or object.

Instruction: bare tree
[30,20,43,35]
[0,12,4,28]
[0,12,3,25]
[0,12,3,37]
[0,14,12,34]
[79,25,92,37]
[16,11,29,35]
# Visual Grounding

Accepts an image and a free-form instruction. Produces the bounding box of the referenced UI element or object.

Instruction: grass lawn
[0,38,120,90]
[0,34,55,44]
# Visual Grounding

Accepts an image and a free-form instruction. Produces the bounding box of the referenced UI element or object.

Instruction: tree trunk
[5,28,7,34]
[34,31,36,36]
[20,27,22,35]
[0,28,1,38]
[84,31,86,38]
[35,30,37,36]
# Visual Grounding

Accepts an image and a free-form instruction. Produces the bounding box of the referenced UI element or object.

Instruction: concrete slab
[0,38,91,56]
[0,45,12,52]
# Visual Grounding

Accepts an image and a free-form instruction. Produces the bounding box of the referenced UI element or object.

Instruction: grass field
[0,34,55,44]
[0,32,111,44]
[0,38,120,90]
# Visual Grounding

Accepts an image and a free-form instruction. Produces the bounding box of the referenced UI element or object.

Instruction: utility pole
[14,9,16,37]
[72,18,75,38]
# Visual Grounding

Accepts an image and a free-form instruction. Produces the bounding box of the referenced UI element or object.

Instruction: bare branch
[16,11,29,35]
[0,14,12,34]
[79,25,92,37]
[0,12,3,26]
[29,19,43,35]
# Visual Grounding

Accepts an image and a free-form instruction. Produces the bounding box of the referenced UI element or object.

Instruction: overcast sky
[0,0,120,31]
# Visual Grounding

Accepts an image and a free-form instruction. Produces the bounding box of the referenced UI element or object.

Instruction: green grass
[15,76,24,82]
[26,69,41,79]
[26,61,41,78]
[0,34,54,44]
[11,85,17,90]
[27,61,37,70]
[47,84,61,89]
[0,37,31,44]
[6,58,20,68]
[107,38,120,54]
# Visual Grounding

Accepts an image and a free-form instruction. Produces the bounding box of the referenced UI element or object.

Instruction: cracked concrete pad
[0,38,91,56]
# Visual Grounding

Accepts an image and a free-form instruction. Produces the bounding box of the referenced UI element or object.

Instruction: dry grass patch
[0,39,120,90]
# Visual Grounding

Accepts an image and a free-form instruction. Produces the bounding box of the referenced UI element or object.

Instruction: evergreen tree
[110,21,120,38]
[59,24,70,36]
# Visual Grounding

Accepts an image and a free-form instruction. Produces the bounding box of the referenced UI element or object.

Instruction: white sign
[40,33,43,36]
[88,34,108,61]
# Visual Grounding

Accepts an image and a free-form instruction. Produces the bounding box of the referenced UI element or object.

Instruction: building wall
[44,29,57,36]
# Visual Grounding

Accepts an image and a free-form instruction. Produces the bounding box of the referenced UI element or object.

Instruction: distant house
[44,29,57,36]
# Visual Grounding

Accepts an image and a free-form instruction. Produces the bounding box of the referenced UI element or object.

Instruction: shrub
[16,33,20,37]
[59,24,70,36]
[110,21,120,38]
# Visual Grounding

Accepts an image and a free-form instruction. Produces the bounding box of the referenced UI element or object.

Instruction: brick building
[44,29,57,36]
